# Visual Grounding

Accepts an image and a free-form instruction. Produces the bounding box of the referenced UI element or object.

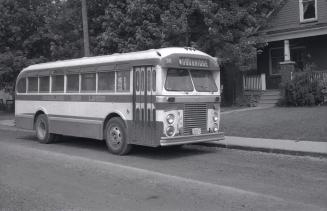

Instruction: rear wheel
[104,117,132,155]
[35,114,57,144]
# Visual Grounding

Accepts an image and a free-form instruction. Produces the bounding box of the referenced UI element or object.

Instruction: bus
[15,47,224,155]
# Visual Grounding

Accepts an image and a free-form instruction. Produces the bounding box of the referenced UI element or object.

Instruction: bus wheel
[105,117,132,155]
[35,114,56,144]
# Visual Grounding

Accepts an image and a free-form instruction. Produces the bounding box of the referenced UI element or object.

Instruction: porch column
[284,40,290,61]
[279,39,295,84]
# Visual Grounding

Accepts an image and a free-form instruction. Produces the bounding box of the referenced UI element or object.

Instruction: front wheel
[35,114,57,144]
[104,117,132,155]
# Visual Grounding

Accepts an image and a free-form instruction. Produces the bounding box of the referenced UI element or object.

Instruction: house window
[269,48,284,75]
[299,0,317,22]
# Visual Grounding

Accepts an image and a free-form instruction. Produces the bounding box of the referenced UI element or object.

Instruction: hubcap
[37,120,46,140]
[108,126,123,150]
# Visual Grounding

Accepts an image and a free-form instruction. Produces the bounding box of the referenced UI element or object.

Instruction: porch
[242,70,327,106]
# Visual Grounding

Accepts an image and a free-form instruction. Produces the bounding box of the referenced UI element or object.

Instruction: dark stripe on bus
[16,94,154,103]
[154,102,217,110]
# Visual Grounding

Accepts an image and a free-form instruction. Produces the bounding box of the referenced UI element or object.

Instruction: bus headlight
[213,123,219,132]
[166,114,175,125]
[166,126,175,136]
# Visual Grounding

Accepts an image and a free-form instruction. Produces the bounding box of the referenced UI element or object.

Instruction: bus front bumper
[160,132,224,146]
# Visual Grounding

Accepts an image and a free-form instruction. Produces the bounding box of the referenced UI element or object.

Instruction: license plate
[192,128,201,135]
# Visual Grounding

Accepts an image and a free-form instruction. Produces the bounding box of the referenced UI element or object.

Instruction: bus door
[133,66,156,146]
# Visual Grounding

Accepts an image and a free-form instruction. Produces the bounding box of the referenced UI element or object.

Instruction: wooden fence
[308,71,327,86]
[243,73,266,91]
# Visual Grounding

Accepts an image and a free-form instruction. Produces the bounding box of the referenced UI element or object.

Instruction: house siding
[268,0,327,33]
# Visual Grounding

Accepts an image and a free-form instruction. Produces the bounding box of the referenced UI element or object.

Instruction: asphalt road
[0,129,326,211]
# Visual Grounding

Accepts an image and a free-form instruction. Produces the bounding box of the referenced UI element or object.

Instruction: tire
[35,114,57,144]
[104,117,132,155]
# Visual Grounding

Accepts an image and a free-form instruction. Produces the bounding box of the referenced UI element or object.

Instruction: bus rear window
[165,69,193,91]
[17,78,26,93]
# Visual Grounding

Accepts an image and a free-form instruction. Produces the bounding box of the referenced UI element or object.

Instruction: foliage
[282,73,324,106]
[0,0,280,94]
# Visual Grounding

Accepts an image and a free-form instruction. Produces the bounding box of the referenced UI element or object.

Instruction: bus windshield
[165,68,218,92]
[165,69,194,91]
[190,69,218,92]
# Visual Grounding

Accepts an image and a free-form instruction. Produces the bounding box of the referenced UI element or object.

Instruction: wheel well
[103,113,125,132]
[34,110,45,129]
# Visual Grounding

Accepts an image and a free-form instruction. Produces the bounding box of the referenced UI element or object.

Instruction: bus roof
[22,47,214,72]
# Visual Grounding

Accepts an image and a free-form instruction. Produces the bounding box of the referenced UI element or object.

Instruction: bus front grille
[183,103,207,135]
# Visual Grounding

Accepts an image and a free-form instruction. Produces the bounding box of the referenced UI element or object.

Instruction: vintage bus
[15,47,224,155]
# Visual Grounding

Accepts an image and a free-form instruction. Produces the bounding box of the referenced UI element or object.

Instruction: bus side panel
[49,117,103,140]
[15,114,34,130]
[126,120,163,147]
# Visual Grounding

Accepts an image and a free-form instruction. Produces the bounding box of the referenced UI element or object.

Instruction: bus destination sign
[179,57,209,68]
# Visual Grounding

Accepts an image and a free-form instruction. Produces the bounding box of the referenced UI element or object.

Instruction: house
[241,0,327,106]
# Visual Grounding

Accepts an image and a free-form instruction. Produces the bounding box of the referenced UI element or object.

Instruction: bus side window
[116,71,130,92]
[152,67,156,91]
[81,73,96,92]
[28,77,38,93]
[98,72,115,92]
[52,75,64,92]
[66,74,79,92]
[17,77,27,93]
[39,76,50,92]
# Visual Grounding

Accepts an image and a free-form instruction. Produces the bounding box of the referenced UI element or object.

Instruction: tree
[0,0,280,93]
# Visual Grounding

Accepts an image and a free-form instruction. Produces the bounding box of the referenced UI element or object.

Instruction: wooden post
[261,73,266,91]
[81,0,90,57]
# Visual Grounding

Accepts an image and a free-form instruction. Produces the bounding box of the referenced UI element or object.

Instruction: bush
[282,73,324,106]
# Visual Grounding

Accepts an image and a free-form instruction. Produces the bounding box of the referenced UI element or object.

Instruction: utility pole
[81,0,90,57]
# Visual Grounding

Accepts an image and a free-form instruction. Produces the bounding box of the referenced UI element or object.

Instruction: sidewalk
[207,136,327,157]
[0,117,326,157]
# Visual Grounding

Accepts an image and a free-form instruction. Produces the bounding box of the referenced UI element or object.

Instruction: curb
[221,106,272,115]
[200,136,327,158]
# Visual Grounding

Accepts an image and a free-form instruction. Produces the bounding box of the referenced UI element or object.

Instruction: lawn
[220,106,327,142]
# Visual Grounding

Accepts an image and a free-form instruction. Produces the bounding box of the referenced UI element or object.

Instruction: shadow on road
[16,134,217,160]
